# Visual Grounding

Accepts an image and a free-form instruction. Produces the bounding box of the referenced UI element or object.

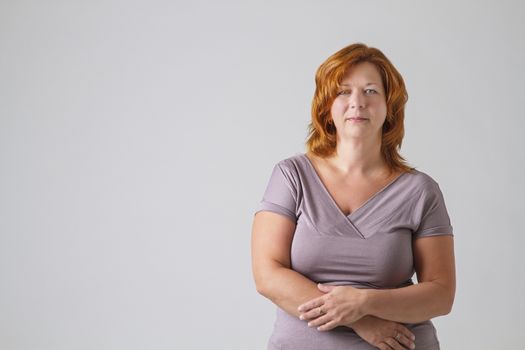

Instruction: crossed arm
[251,211,326,317]
[251,211,456,327]
[361,234,455,323]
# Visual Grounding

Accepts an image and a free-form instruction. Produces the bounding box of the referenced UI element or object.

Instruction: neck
[328,134,388,178]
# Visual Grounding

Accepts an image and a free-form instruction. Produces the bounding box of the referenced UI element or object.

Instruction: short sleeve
[255,161,298,222]
[413,180,454,239]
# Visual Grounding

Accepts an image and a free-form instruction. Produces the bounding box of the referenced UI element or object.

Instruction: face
[330,61,388,141]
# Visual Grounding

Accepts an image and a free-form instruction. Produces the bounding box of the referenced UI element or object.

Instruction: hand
[297,283,367,331]
[351,315,416,350]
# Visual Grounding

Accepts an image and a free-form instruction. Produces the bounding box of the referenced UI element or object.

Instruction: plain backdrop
[1,0,524,349]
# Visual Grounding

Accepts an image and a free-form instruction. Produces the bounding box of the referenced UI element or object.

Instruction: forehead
[340,62,382,86]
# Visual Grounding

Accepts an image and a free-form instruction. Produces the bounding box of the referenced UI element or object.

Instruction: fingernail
[308,322,312,327]
[411,335,416,340]
[411,343,415,349]
[299,315,304,320]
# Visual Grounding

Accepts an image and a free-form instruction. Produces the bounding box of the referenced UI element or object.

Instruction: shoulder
[406,169,443,202]
[403,168,442,194]
[273,153,305,173]
[275,152,304,165]
[268,153,307,187]
[407,169,438,186]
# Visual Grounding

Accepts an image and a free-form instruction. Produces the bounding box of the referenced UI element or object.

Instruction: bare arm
[363,235,456,323]
[297,234,456,331]
[252,211,380,325]
[251,211,327,317]
[252,210,418,349]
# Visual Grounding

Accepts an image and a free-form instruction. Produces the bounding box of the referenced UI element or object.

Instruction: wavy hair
[305,43,415,173]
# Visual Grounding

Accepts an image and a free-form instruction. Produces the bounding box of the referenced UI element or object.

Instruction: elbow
[443,294,455,315]
[255,280,268,297]
[255,280,278,301]
[439,303,452,316]
[253,263,285,299]
[431,280,455,316]
[439,290,455,316]
[253,273,273,299]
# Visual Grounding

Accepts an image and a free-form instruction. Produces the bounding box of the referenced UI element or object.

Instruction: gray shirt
[255,153,454,350]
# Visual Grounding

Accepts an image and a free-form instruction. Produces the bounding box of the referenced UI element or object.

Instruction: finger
[316,319,339,332]
[307,314,332,328]
[392,333,415,350]
[377,342,394,350]
[298,298,324,313]
[384,337,405,350]
[301,305,329,321]
[318,283,336,292]
[396,325,416,343]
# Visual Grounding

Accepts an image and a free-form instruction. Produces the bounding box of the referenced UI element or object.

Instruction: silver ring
[395,333,401,341]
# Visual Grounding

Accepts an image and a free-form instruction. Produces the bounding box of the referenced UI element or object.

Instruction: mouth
[345,117,369,121]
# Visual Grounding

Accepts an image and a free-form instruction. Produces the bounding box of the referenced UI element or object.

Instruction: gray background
[1,0,523,349]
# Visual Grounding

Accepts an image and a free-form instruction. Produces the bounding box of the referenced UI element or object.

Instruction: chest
[291,214,415,287]
[316,169,401,216]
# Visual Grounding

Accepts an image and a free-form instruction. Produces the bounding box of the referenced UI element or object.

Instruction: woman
[251,43,455,350]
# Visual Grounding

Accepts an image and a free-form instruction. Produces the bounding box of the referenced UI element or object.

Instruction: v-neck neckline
[301,153,407,220]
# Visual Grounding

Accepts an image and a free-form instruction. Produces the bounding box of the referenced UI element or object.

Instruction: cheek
[330,100,346,115]
[367,100,387,119]
[371,98,387,111]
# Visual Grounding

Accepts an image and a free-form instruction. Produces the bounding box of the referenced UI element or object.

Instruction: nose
[349,91,365,109]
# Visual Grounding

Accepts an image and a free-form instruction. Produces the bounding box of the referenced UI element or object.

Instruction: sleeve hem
[256,201,297,222]
[413,225,454,239]
[413,232,454,239]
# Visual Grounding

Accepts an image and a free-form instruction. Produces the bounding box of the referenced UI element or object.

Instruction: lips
[345,116,369,121]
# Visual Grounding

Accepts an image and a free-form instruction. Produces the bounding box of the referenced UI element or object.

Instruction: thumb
[318,283,335,292]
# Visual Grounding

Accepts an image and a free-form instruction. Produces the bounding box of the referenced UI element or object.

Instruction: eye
[365,89,377,94]
[337,90,350,96]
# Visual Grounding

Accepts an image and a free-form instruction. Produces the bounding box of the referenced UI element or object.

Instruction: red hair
[305,43,415,173]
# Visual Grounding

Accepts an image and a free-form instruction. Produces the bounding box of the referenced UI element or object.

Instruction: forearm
[364,281,453,323]
[257,267,377,328]
[257,266,325,318]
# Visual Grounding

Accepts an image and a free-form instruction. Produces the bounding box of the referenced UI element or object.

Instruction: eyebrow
[340,82,379,87]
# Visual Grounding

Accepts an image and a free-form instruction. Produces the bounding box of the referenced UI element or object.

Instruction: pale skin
[252,62,456,349]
